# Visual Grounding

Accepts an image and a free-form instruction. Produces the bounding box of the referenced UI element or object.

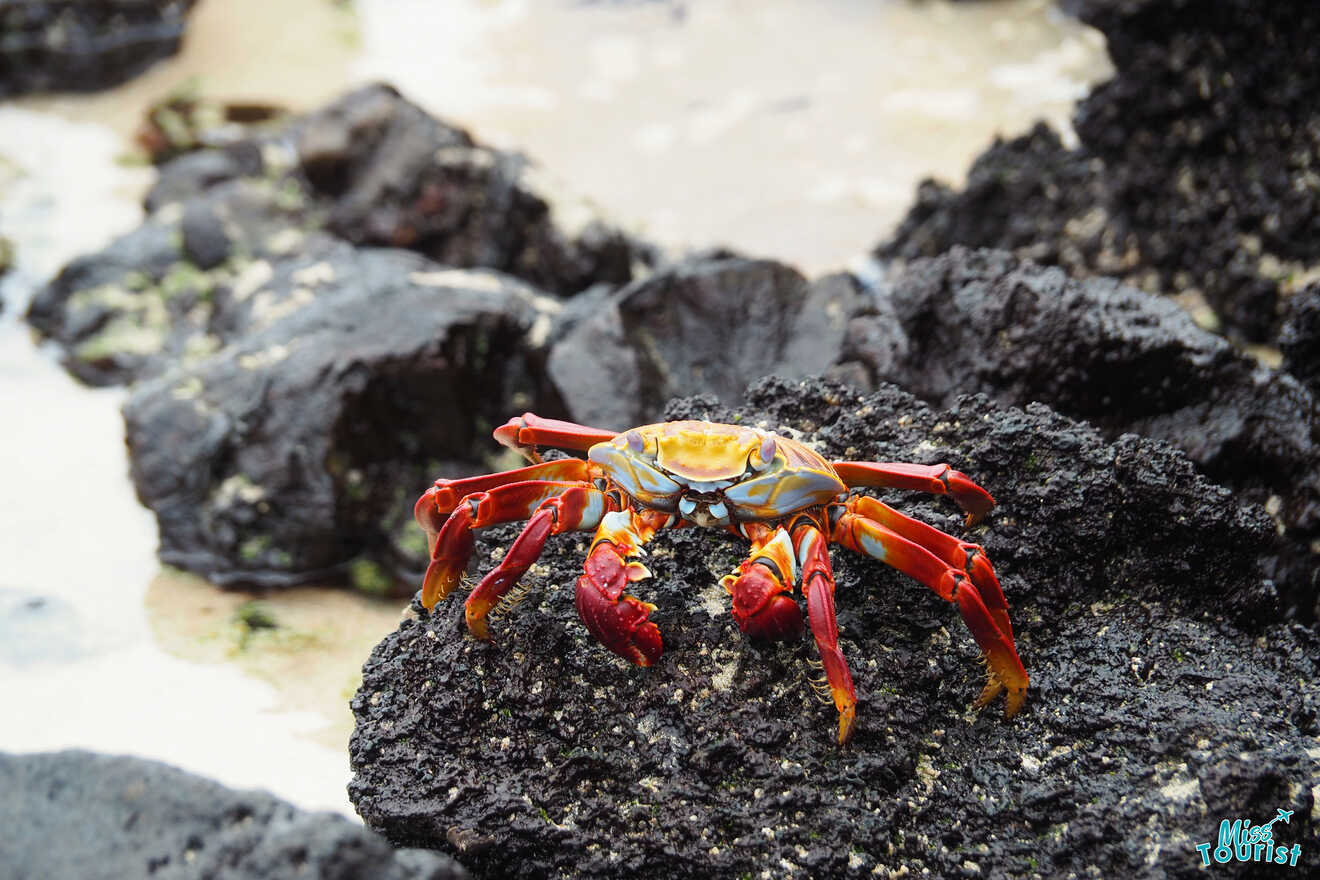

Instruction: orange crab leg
[721,523,805,641]
[832,461,995,526]
[847,494,1015,650]
[830,498,1027,718]
[417,480,605,608]
[792,520,857,745]
[575,508,668,666]
[414,459,592,532]
[494,412,620,462]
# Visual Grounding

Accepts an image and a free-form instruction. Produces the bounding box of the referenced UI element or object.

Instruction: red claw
[727,565,804,641]
[421,500,478,607]
[575,541,662,666]
[413,485,451,536]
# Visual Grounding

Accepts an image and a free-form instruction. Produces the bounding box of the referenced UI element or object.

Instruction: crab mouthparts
[678,493,730,526]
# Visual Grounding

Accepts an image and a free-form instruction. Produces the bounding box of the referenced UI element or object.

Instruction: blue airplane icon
[1262,808,1293,830]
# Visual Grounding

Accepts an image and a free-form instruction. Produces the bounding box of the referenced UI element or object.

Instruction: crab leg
[847,494,1015,650]
[721,524,804,641]
[415,459,592,529]
[495,412,620,462]
[832,461,995,525]
[463,485,611,639]
[830,499,1027,718]
[417,480,605,608]
[576,508,668,666]
[791,520,857,745]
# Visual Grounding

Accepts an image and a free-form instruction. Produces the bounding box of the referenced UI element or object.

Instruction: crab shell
[588,421,846,527]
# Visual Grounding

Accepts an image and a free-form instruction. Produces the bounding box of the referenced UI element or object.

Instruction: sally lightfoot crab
[413,413,1028,744]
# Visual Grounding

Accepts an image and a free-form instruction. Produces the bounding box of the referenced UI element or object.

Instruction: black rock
[545,255,862,428]
[0,1,198,98]
[879,0,1320,344]
[27,178,335,386]
[1281,281,1320,397]
[349,377,1316,878]
[291,85,650,297]
[842,248,1319,619]
[28,84,655,387]
[0,750,467,879]
[121,247,551,589]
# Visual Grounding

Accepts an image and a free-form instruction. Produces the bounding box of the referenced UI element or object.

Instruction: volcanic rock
[0,0,198,98]
[0,750,467,879]
[545,255,862,428]
[1281,281,1320,398]
[349,377,1316,878]
[843,247,1319,618]
[27,84,653,387]
[121,247,553,589]
[879,0,1320,343]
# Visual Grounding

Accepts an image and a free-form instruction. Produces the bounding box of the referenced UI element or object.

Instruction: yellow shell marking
[646,422,762,482]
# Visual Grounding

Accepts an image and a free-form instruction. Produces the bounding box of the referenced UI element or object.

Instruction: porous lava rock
[545,254,862,428]
[121,248,553,589]
[349,377,1317,878]
[879,0,1320,343]
[844,247,1319,620]
[27,84,652,386]
[0,0,197,98]
[0,750,467,879]
[1281,281,1320,398]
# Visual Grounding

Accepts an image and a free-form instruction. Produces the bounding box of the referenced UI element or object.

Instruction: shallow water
[0,0,1110,817]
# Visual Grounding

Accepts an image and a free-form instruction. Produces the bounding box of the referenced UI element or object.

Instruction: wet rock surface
[0,0,197,98]
[846,247,1319,620]
[0,750,468,879]
[879,0,1320,343]
[27,84,652,386]
[121,248,551,589]
[349,377,1317,879]
[546,255,861,428]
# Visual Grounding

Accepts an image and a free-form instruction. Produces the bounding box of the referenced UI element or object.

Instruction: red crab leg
[721,523,805,641]
[791,520,857,745]
[576,508,668,666]
[832,461,995,526]
[415,459,592,531]
[463,484,611,640]
[494,412,619,462]
[830,498,1028,718]
[417,480,604,608]
[848,494,1015,650]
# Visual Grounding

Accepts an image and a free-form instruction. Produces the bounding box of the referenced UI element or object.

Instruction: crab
[413,413,1028,744]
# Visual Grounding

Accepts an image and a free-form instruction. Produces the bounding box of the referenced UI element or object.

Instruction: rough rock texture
[121,248,551,589]
[0,0,197,98]
[0,750,467,879]
[879,0,1320,343]
[27,84,652,386]
[28,179,332,386]
[349,377,1317,879]
[545,255,862,428]
[844,247,1319,619]
[1282,281,1320,397]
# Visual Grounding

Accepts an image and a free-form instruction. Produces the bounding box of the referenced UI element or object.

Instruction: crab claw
[419,499,478,607]
[575,540,663,666]
[727,566,804,642]
[940,467,996,527]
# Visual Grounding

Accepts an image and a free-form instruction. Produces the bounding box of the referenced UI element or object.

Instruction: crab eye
[751,435,777,471]
[625,430,645,453]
